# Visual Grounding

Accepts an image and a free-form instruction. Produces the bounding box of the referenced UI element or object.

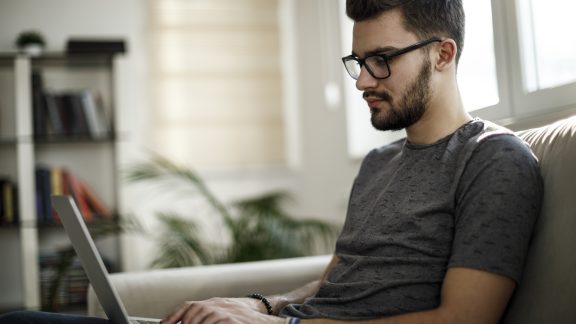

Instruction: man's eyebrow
[352,46,399,59]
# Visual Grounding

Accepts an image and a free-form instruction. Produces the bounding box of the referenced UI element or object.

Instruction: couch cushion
[503,115,576,324]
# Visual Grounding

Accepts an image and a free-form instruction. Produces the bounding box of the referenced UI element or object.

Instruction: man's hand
[161,256,336,324]
[161,297,285,324]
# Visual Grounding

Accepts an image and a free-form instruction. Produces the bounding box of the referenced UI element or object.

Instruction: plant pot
[19,44,44,56]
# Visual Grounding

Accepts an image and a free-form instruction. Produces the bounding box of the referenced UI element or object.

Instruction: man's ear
[434,39,458,72]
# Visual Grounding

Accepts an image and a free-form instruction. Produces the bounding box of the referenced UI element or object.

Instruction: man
[0,0,542,323]
[159,0,542,323]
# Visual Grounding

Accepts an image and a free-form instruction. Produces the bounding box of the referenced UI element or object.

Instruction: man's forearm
[297,267,512,324]
[269,255,339,315]
[301,309,448,324]
[269,280,322,315]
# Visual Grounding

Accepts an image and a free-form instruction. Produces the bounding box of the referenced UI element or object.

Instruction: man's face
[352,9,433,131]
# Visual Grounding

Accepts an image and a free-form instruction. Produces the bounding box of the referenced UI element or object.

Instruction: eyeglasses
[342,37,441,80]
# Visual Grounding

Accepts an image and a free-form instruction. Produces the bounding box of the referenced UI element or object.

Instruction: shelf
[0,224,22,230]
[0,52,117,67]
[0,137,18,145]
[34,133,116,145]
[0,51,125,311]
[0,135,118,146]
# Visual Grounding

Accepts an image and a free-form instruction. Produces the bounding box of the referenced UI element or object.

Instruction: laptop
[51,195,162,324]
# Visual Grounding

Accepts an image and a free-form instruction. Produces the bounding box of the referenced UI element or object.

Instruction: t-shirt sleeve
[448,134,543,283]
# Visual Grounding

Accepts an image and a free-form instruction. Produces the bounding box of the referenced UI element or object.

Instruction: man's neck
[405,93,472,145]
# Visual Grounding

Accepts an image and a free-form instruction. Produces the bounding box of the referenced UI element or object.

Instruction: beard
[365,57,432,131]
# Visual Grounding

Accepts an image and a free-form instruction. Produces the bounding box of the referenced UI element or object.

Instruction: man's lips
[364,97,386,110]
[363,91,392,110]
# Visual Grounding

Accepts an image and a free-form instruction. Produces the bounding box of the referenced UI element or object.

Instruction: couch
[88,115,576,323]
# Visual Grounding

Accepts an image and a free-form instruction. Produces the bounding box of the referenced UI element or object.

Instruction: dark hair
[346,0,465,64]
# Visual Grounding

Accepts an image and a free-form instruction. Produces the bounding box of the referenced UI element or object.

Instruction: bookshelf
[0,53,127,312]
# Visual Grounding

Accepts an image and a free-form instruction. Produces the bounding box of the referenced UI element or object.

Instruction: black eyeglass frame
[342,37,442,80]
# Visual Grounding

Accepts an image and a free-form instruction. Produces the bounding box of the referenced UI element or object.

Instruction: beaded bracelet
[246,293,273,315]
[285,317,301,324]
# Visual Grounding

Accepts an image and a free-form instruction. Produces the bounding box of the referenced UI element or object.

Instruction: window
[149,0,286,171]
[458,0,499,111]
[517,0,576,92]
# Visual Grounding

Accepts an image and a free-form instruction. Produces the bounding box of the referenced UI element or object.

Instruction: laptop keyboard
[129,317,163,324]
[130,320,161,324]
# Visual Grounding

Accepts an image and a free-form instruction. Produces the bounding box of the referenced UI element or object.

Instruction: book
[43,92,65,137]
[59,92,91,137]
[50,167,63,223]
[0,179,19,226]
[79,179,112,219]
[61,169,93,223]
[50,167,63,195]
[4,182,14,224]
[78,90,110,138]
[31,70,48,137]
[35,167,52,224]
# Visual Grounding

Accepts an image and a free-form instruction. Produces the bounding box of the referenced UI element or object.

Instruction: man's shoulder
[457,119,532,160]
[476,119,516,142]
[459,120,540,184]
[473,120,534,157]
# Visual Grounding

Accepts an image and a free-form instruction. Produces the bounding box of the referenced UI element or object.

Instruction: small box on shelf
[66,39,126,56]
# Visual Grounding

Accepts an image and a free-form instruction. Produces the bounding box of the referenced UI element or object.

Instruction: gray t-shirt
[281,119,543,320]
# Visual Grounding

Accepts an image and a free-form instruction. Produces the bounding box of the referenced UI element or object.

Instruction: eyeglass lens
[344,56,390,80]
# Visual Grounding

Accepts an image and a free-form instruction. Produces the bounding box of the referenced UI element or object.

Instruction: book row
[39,253,92,311]
[0,168,111,227]
[32,70,112,139]
[35,166,112,225]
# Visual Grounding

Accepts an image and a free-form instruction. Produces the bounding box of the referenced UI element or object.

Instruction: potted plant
[15,30,46,56]
[126,155,338,268]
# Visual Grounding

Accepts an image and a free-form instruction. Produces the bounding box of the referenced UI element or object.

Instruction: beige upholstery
[89,116,576,322]
[88,255,332,318]
[504,116,576,324]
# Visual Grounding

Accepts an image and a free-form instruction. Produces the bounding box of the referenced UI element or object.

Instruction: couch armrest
[88,255,332,319]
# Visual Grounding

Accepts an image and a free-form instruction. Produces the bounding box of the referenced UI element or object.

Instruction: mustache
[363,90,392,102]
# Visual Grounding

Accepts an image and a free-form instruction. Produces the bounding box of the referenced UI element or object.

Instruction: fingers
[162,301,194,324]
[162,298,267,324]
[181,302,215,324]
[162,301,227,324]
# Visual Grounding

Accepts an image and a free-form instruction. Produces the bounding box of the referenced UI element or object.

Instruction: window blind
[149,0,285,170]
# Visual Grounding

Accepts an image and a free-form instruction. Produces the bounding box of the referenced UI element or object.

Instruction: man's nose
[355,66,378,91]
